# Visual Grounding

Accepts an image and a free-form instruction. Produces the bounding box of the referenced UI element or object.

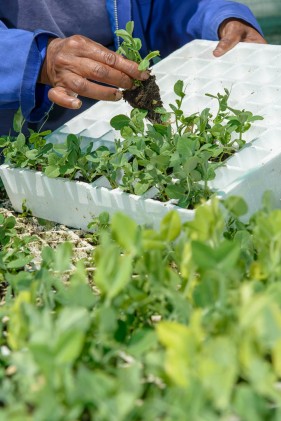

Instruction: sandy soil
[0,193,95,268]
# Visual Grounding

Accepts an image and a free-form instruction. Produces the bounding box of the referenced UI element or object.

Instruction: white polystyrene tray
[1,40,281,229]
[0,165,199,229]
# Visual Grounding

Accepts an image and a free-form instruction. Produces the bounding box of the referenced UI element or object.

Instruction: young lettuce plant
[115,21,163,124]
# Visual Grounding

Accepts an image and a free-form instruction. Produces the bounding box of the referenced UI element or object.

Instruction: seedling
[116,21,163,123]
[116,21,160,71]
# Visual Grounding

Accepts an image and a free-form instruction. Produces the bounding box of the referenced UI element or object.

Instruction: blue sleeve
[0,22,58,123]
[187,0,263,40]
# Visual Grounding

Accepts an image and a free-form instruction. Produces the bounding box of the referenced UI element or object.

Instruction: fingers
[48,87,82,109]
[73,36,150,81]
[213,19,267,57]
[43,35,150,109]
[48,78,123,109]
[69,56,135,89]
[96,49,150,81]
[63,73,123,101]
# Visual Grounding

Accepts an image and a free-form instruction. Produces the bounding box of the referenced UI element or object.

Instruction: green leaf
[115,29,133,42]
[128,329,158,357]
[199,337,237,410]
[125,21,134,35]
[13,108,24,133]
[157,320,199,387]
[160,211,181,242]
[6,255,33,269]
[111,212,138,252]
[110,114,131,130]
[143,50,160,62]
[234,385,268,421]
[0,137,9,147]
[142,230,166,250]
[99,211,110,225]
[184,157,199,173]
[16,132,26,147]
[2,216,16,230]
[174,80,185,98]
[54,308,90,364]
[133,37,142,51]
[192,239,240,272]
[134,182,150,196]
[8,291,32,350]
[44,165,60,178]
[191,242,217,271]
[165,183,186,200]
[109,255,133,301]
[138,59,150,71]
[53,242,73,272]
[176,136,192,157]
[25,149,39,160]
[223,196,248,217]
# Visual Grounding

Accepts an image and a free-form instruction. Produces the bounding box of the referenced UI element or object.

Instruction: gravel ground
[0,189,96,268]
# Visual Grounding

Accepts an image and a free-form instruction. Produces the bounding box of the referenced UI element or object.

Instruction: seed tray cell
[2,40,281,229]
[248,66,281,84]
[180,94,214,115]
[244,85,281,105]
[209,166,246,190]
[156,74,189,91]
[58,116,95,135]
[170,41,211,59]
[222,49,257,63]
[175,59,211,76]
[242,125,267,144]
[222,152,281,220]
[202,79,236,96]
[226,145,270,170]
[79,120,114,138]
[242,50,281,67]
[260,105,281,126]
[252,129,281,152]
[223,65,259,82]
[197,61,236,79]
[153,57,187,73]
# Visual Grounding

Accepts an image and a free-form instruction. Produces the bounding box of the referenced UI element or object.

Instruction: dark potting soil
[210,151,234,163]
[123,74,163,124]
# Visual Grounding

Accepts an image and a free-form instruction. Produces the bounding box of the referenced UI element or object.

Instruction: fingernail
[72,99,82,109]
[115,90,123,101]
[140,71,150,80]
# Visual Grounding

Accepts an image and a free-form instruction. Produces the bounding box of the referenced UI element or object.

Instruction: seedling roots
[123,74,163,124]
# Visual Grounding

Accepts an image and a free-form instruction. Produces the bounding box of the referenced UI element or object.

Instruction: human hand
[213,18,266,57]
[38,35,150,109]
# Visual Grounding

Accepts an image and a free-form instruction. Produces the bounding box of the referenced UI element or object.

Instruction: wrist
[38,37,57,85]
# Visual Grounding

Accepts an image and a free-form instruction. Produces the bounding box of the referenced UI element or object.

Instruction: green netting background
[233,0,281,44]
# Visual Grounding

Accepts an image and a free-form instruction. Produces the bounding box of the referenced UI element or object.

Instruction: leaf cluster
[116,21,160,71]
[0,214,37,280]
[1,197,281,420]
[108,82,262,207]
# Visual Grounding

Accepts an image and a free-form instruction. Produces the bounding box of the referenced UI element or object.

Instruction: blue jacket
[0,0,262,124]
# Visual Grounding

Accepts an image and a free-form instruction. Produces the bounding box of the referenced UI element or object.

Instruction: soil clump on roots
[123,74,163,123]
